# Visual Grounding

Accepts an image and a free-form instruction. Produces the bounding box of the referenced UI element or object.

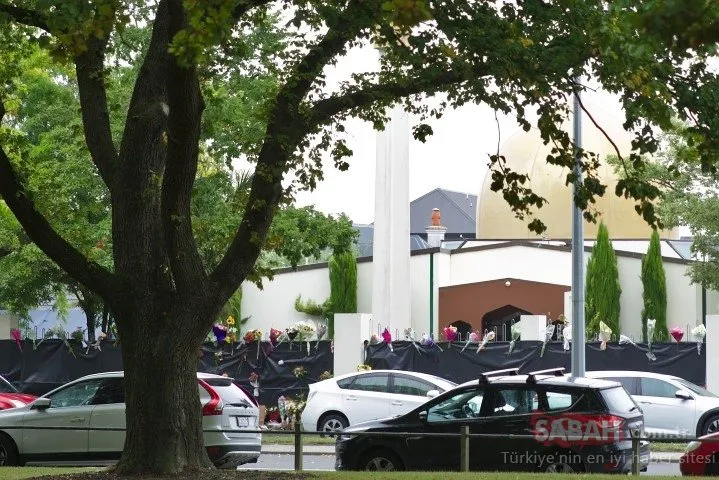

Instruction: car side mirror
[675,390,692,400]
[31,398,51,410]
[418,411,428,422]
[427,390,439,398]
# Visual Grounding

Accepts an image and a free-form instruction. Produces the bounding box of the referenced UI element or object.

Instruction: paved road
[242,454,682,475]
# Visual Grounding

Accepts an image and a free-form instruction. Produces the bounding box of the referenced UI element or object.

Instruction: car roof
[74,371,229,381]
[327,369,454,385]
[457,374,620,390]
[585,370,678,381]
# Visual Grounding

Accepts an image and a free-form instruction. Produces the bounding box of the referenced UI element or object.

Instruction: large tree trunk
[114,307,212,474]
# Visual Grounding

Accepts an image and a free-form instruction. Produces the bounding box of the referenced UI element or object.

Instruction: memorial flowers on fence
[319,370,333,380]
[243,329,263,359]
[404,327,423,354]
[442,325,458,343]
[422,333,443,351]
[670,326,684,343]
[382,327,393,352]
[291,320,316,354]
[539,324,555,357]
[507,323,521,354]
[598,321,612,351]
[293,366,307,378]
[10,328,22,351]
[562,324,572,351]
[646,318,657,360]
[693,324,707,355]
[460,330,481,353]
[249,371,259,397]
[476,331,494,353]
[357,363,372,371]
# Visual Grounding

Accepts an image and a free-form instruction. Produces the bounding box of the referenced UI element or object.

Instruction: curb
[651,453,683,464]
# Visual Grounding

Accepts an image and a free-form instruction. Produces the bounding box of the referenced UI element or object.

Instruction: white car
[586,370,719,437]
[0,371,261,468]
[300,370,456,434]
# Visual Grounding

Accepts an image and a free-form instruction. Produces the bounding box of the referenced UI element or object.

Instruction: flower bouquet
[539,324,555,357]
[562,324,572,351]
[404,328,422,353]
[225,316,238,344]
[369,333,381,345]
[382,327,393,352]
[422,333,443,351]
[692,324,707,355]
[598,321,612,351]
[461,330,481,353]
[269,328,283,346]
[293,366,307,378]
[476,331,495,353]
[315,323,328,351]
[670,326,684,342]
[292,321,316,354]
[243,329,263,359]
[442,325,458,344]
[646,318,657,360]
[619,334,637,348]
[85,331,107,354]
[212,323,228,344]
[508,323,522,354]
[10,328,23,352]
[357,364,372,371]
[319,370,333,380]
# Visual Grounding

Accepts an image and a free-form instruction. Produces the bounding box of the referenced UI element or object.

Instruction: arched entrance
[482,305,532,341]
[449,320,472,339]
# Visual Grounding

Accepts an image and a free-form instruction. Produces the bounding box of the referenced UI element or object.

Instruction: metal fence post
[631,429,640,476]
[294,421,303,471]
[460,425,469,472]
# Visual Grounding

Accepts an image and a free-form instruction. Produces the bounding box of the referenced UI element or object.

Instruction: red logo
[530,413,626,447]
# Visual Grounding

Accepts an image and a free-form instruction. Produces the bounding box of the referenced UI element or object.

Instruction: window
[392,375,435,397]
[601,387,639,413]
[673,378,714,398]
[545,392,574,411]
[490,387,536,416]
[541,389,601,412]
[336,377,354,389]
[203,378,253,406]
[427,388,485,422]
[91,378,125,405]
[606,377,640,395]
[350,374,389,393]
[641,378,678,398]
[47,379,105,408]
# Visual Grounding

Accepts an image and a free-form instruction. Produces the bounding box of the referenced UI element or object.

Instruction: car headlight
[686,441,701,453]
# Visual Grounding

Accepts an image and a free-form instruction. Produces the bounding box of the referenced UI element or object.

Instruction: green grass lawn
[0,469,680,480]
[650,442,686,453]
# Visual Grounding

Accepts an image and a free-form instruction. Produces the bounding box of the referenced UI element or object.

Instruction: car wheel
[361,449,403,471]
[319,413,348,437]
[704,415,719,436]
[543,451,582,474]
[0,434,19,466]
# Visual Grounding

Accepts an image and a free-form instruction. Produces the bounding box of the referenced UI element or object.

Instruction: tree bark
[114,307,212,474]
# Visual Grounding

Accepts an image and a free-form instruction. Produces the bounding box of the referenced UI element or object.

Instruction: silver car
[586,370,719,437]
[0,371,261,468]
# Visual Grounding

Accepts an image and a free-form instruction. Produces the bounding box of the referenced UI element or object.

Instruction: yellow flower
[226,316,235,326]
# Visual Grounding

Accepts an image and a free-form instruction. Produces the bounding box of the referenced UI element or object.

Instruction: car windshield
[0,376,17,394]
[673,378,718,398]
[203,378,253,406]
[601,386,638,413]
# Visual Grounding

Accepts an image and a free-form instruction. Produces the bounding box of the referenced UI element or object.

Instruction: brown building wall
[438,278,570,331]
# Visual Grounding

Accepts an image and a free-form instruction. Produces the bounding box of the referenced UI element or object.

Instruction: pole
[429,252,434,337]
[571,78,586,378]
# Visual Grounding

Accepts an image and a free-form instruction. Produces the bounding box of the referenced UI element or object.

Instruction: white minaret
[371,50,412,335]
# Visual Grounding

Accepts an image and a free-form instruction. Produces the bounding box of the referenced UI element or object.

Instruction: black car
[335,367,651,473]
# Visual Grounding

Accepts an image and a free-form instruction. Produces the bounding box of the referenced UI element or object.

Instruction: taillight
[198,379,223,416]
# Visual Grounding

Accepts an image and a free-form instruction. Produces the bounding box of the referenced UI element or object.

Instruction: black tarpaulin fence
[0,339,706,407]
[364,340,706,386]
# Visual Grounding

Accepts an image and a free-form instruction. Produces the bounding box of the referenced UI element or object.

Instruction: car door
[637,377,696,436]
[21,378,105,460]
[389,374,438,417]
[341,373,391,425]
[88,377,126,458]
[407,385,489,471]
[480,385,539,472]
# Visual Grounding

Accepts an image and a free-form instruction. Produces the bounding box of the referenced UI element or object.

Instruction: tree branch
[308,67,478,126]
[232,0,272,20]
[74,27,118,188]
[210,0,377,303]
[0,102,121,303]
[0,3,50,31]
[161,0,208,295]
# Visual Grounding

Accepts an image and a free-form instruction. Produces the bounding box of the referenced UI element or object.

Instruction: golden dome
[476,94,677,240]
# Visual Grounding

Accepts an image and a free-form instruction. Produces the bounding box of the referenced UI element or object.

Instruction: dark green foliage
[294,294,331,319]
[585,223,622,338]
[642,229,668,341]
[328,251,357,338]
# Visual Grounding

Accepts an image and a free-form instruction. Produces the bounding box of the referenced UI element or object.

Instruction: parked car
[0,371,261,468]
[301,370,456,434]
[679,432,719,476]
[585,371,719,437]
[0,376,36,410]
[335,367,650,473]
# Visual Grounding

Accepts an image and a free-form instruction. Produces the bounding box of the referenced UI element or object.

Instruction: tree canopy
[1,0,718,475]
